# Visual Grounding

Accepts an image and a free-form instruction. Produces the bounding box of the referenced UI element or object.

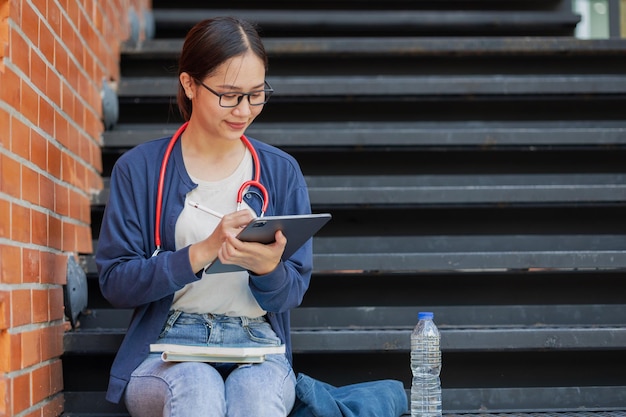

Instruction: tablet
[205,213,332,274]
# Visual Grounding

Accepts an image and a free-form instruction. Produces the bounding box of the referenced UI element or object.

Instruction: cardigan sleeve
[96,149,201,308]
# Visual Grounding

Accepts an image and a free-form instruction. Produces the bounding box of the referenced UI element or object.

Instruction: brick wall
[0,1,151,415]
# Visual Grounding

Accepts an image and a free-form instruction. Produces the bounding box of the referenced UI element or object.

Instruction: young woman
[96,17,312,417]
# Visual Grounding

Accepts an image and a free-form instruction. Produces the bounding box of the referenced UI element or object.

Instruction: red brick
[23,248,41,283]
[12,371,30,414]
[39,252,55,285]
[31,210,48,247]
[61,82,74,123]
[88,163,104,188]
[66,124,79,158]
[49,287,64,322]
[53,39,68,80]
[82,55,96,100]
[41,325,63,361]
[30,49,47,95]
[66,58,80,93]
[81,191,92,223]
[32,289,49,323]
[77,8,89,44]
[21,1,40,46]
[0,244,22,284]
[76,77,89,114]
[74,159,86,190]
[47,1,62,36]
[12,203,31,244]
[0,291,8,330]
[62,221,75,252]
[76,224,93,253]
[61,151,75,186]
[31,0,47,16]
[1,151,21,198]
[22,327,42,367]
[45,67,61,108]
[48,216,62,251]
[53,253,67,286]
[21,82,40,126]
[92,2,104,33]
[11,289,32,327]
[49,358,64,394]
[55,182,69,216]
[66,0,80,32]
[32,361,52,404]
[69,185,84,218]
[10,28,30,78]
[47,143,62,179]
[22,165,40,205]
[39,22,55,66]
[0,199,9,239]
[77,131,89,165]
[11,117,30,160]
[54,112,68,149]
[0,1,9,43]
[42,392,65,417]
[39,174,54,211]
[0,108,9,149]
[42,252,68,286]
[0,375,8,416]
[85,106,102,140]
[0,329,21,372]
[39,97,55,138]
[31,129,47,171]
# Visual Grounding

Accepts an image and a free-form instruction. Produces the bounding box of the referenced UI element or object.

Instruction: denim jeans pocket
[158,311,210,345]
[243,318,282,346]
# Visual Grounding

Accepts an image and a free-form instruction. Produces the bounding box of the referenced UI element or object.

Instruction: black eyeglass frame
[198,80,274,108]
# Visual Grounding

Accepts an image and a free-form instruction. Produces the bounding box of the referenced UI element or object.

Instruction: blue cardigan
[96,134,313,404]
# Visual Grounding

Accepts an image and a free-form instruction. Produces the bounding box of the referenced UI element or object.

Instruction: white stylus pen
[187,200,224,219]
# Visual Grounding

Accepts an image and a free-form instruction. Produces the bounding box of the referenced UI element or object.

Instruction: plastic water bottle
[410,312,442,417]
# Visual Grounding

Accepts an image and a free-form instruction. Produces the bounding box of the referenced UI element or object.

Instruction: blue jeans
[124,311,296,417]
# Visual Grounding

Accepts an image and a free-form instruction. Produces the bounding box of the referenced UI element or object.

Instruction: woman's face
[188,51,267,142]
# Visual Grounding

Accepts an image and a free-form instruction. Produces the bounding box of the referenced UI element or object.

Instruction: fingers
[217,230,287,275]
[273,230,287,247]
[221,210,254,232]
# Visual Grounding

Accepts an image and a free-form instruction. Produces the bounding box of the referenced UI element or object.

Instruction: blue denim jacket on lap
[289,373,408,417]
[96,134,313,404]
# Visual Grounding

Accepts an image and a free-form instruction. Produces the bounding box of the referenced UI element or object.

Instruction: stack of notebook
[150,343,286,363]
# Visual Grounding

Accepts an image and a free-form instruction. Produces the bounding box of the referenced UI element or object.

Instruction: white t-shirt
[172,148,266,318]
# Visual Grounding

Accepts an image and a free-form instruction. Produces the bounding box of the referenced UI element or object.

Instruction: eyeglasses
[199,80,274,108]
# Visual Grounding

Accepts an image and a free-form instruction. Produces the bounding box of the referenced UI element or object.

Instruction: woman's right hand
[188,209,254,273]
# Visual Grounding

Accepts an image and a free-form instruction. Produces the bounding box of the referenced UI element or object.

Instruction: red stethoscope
[152,121,269,256]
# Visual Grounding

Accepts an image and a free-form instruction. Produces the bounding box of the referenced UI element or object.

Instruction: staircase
[62,1,626,415]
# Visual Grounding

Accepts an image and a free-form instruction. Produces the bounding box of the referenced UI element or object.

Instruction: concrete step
[61,389,626,416]
[124,37,626,59]
[151,9,580,36]
[117,74,626,98]
[103,121,626,149]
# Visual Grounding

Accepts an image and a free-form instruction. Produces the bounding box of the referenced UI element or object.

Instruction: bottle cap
[418,312,434,320]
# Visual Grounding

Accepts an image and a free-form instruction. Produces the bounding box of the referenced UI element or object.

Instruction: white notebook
[150,343,286,363]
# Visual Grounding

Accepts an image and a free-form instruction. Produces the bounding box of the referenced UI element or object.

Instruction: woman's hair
[177,17,268,121]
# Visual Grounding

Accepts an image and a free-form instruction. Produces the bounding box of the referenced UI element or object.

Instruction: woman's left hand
[218,230,287,275]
